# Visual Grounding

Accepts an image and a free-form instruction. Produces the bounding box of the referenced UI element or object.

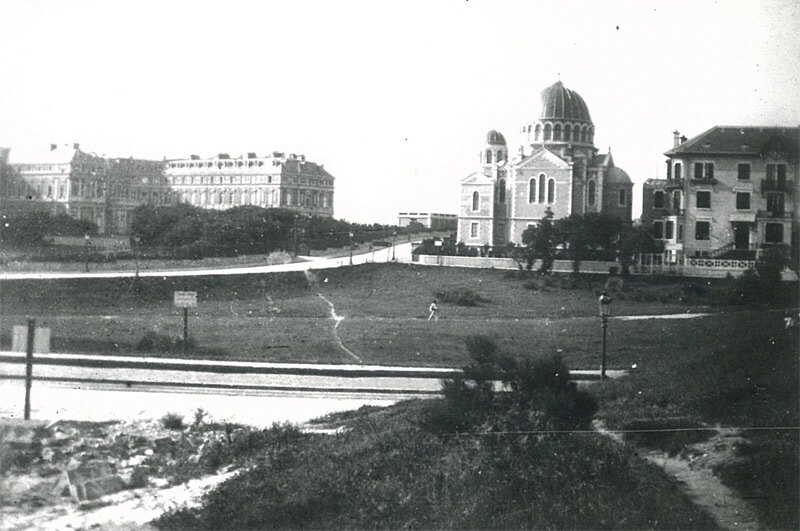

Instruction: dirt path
[317,293,363,363]
[593,420,760,530]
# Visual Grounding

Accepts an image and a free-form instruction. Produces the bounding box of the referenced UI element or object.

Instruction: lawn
[0,263,742,369]
[2,262,797,528]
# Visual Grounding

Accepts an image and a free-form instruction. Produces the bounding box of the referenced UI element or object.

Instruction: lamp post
[84,234,91,273]
[392,230,397,261]
[348,232,354,265]
[599,291,612,380]
[133,235,141,279]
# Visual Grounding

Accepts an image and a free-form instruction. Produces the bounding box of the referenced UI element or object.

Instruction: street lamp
[84,234,91,273]
[599,291,612,380]
[349,232,354,265]
[392,230,397,261]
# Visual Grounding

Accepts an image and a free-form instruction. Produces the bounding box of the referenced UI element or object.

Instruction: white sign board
[12,326,51,353]
[173,291,198,308]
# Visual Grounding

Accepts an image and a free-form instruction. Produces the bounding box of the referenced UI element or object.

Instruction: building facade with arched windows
[1,145,335,235]
[457,81,633,247]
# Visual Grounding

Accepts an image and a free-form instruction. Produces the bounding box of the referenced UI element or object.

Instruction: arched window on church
[581,126,588,143]
[486,149,492,164]
[496,150,504,163]
[564,124,572,142]
[544,124,552,141]
[573,126,581,142]
[547,179,555,204]
[554,124,562,141]
[472,191,479,211]
[498,179,506,204]
[538,173,546,203]
[534,124,542,142]
[588,127,594,144]
[587,179,596,206]
[529,178,536,203]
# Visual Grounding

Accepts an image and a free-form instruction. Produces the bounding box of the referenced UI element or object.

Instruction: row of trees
[0,211,98,246]
[130,204,410,258]
[513,210,661,274]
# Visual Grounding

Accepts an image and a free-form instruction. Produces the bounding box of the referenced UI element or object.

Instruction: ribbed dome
[486,130,506,145]
[540,81,592,123]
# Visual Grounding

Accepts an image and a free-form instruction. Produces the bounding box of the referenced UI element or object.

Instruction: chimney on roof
[672,131,681,148]
[73,143,80,150]
[680,135,687,144]
[50,144,57,151]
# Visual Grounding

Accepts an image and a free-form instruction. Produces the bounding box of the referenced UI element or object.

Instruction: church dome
[539,81,592,123]
[486,130,506,145]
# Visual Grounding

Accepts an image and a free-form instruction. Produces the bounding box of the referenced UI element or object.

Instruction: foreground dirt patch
[0,417,241,530]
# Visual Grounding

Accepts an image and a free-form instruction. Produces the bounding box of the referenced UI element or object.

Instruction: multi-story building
[457,81,633,247]
[642,126,799,260]
[163,151,334,218]
[397,212,457,231]
[1,145,336,235]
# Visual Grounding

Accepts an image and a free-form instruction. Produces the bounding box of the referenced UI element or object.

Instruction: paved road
[0,242,414,280]
[0,351,624,427]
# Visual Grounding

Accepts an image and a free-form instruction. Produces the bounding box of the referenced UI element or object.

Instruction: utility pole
[24,319,35,420]
[349,232,354,265]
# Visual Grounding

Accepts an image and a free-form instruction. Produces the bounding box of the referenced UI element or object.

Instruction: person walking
[428,300,439,322]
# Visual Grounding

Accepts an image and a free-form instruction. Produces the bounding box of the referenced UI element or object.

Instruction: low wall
[414,255,618,274]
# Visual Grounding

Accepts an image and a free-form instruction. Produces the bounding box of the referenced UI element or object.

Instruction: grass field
[2,262,798,528]
[0,263,754,369]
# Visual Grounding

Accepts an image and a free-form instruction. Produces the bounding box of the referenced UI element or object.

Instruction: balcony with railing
[757,209,794,220]
[761,179,794,194]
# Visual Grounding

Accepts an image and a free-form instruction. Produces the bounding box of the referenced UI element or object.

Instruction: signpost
[13,320,51,420]
[173,291,197,357]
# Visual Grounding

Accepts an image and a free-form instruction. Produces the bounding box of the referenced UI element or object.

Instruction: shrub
[128,466,150,489]
[429,336,597,434]
[266,250,293,265]
[434,287,484,306]
[161,413,185,430]
[136,331,196,354]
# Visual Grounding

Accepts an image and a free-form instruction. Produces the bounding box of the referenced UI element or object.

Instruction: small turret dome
[486,130,506,146]
[539,81,592,123]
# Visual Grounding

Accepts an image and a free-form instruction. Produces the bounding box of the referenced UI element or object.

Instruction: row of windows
[169,160,267,169]
[669,161,788,182]
[472,177,628,211]
[654,220,785,243]
[525,123,595,144]
[483,150,507,164]
[528,176,556,204]
[652,190,683,210]
[168,174,276,185]
[693,190,784,213]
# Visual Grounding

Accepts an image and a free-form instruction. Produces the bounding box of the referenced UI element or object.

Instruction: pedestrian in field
[428,300,439,322]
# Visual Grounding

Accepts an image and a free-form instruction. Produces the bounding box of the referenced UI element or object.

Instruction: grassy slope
[155,401,720,530]
[1,263,740,368]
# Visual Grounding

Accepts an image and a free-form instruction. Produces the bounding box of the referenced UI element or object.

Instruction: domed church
[457,80,633,247]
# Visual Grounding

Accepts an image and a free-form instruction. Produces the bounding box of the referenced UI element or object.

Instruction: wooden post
[183,307,188,357]
[24,318,35,420]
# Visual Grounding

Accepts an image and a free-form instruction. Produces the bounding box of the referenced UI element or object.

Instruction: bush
[266,250,293,265]
[161,413,185,430]
[434,287,484,306]
[429,336,597,434]
[136,331,196,354]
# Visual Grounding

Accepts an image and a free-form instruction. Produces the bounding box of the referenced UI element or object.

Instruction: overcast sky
[1,0,798,223]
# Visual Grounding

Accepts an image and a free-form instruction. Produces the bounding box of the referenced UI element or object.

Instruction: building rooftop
[665,126,800,157]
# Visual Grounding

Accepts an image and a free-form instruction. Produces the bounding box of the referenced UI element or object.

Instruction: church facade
[457,81,633,247]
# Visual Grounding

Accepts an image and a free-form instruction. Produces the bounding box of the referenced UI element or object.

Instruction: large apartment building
[642,127,799,261]
[1,145,335,234]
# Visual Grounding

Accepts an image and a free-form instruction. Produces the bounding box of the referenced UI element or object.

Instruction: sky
[0,0,798,223]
